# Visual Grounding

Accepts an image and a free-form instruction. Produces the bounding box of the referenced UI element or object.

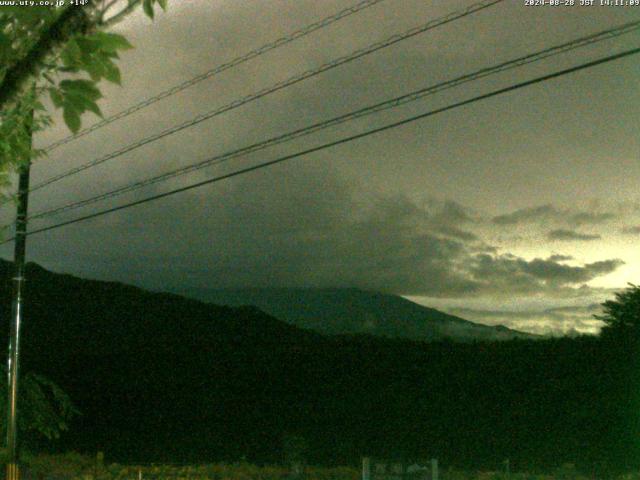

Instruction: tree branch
[99,0,122,22]
[0,2,96,112]
[99,0,141,28]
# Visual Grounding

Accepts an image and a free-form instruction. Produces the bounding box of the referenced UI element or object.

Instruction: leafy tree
[0,368,79,443]
[593,284,640,473]
[0,0,167,197]
[595,283,640,341]
[0,0,167,449]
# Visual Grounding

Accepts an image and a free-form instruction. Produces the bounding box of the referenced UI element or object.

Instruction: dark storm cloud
[468,254,624,295]
[428,200,478,240]
[622,225,640,235]
[548,254,573,262]
[208,189,484,296]
[523,258,622,283]
[7,0,635,313]
[435,200,474,224]
[18,148,625,300]
[585,260,626,276]
[434,225,477,242]
[472,244,499,254]
[492,205,557,225]
[569,212,615,226]
[547,229,601,241]
[492,205,616,228]
[25,164,486,296]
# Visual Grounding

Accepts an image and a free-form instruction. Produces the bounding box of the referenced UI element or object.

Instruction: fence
[362,457,439,480]
[5,459,361,480]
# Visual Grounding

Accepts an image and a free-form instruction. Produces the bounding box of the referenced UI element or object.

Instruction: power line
[25,19,640,223]
[28,0,504,194]
[42,0,388,153]
[4,46,637,245]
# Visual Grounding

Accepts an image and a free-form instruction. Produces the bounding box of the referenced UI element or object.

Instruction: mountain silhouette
[175,288,534,342]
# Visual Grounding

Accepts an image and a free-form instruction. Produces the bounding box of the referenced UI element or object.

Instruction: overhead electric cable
[43,0,388,152]
[26,19,640,222]
[28,0,504,194]
[3,46,637,244]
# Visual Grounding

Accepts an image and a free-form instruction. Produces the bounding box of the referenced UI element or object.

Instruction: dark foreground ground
[11,453,640,480]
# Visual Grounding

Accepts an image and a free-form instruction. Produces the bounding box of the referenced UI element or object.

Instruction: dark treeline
[0,261,637,475]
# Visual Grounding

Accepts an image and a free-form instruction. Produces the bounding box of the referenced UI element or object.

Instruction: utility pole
[5,108,33,480]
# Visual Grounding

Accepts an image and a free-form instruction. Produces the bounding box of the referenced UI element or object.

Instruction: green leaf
[84,101,102,118]
[62,107,81,134]
[90,32,134,52]
[59,80,102,102]
[84,60,107,82]
[156,0,168,11]
[64,92,102,118]
[76,36,101,55]
[60,39,82,69]
[56,80,105,131]
[49,88,64,108]
[103,60,122,85]
[143,0,154,18]
[78,45,97,68]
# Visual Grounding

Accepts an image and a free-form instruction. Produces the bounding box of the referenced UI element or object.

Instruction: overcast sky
[2,0,639,335]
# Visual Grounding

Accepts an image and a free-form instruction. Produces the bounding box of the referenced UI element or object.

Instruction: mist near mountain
[176,288,534,342]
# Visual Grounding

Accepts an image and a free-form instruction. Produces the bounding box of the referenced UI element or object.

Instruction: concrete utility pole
[5,111,33,480]
[362,457,371,480]
[430,458,438,480]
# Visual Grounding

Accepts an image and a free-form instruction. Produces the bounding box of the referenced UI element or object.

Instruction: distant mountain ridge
[175,287,534,342]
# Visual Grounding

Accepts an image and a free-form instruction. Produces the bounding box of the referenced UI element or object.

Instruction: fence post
[430,459,438,480]
[362,457,371,480]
